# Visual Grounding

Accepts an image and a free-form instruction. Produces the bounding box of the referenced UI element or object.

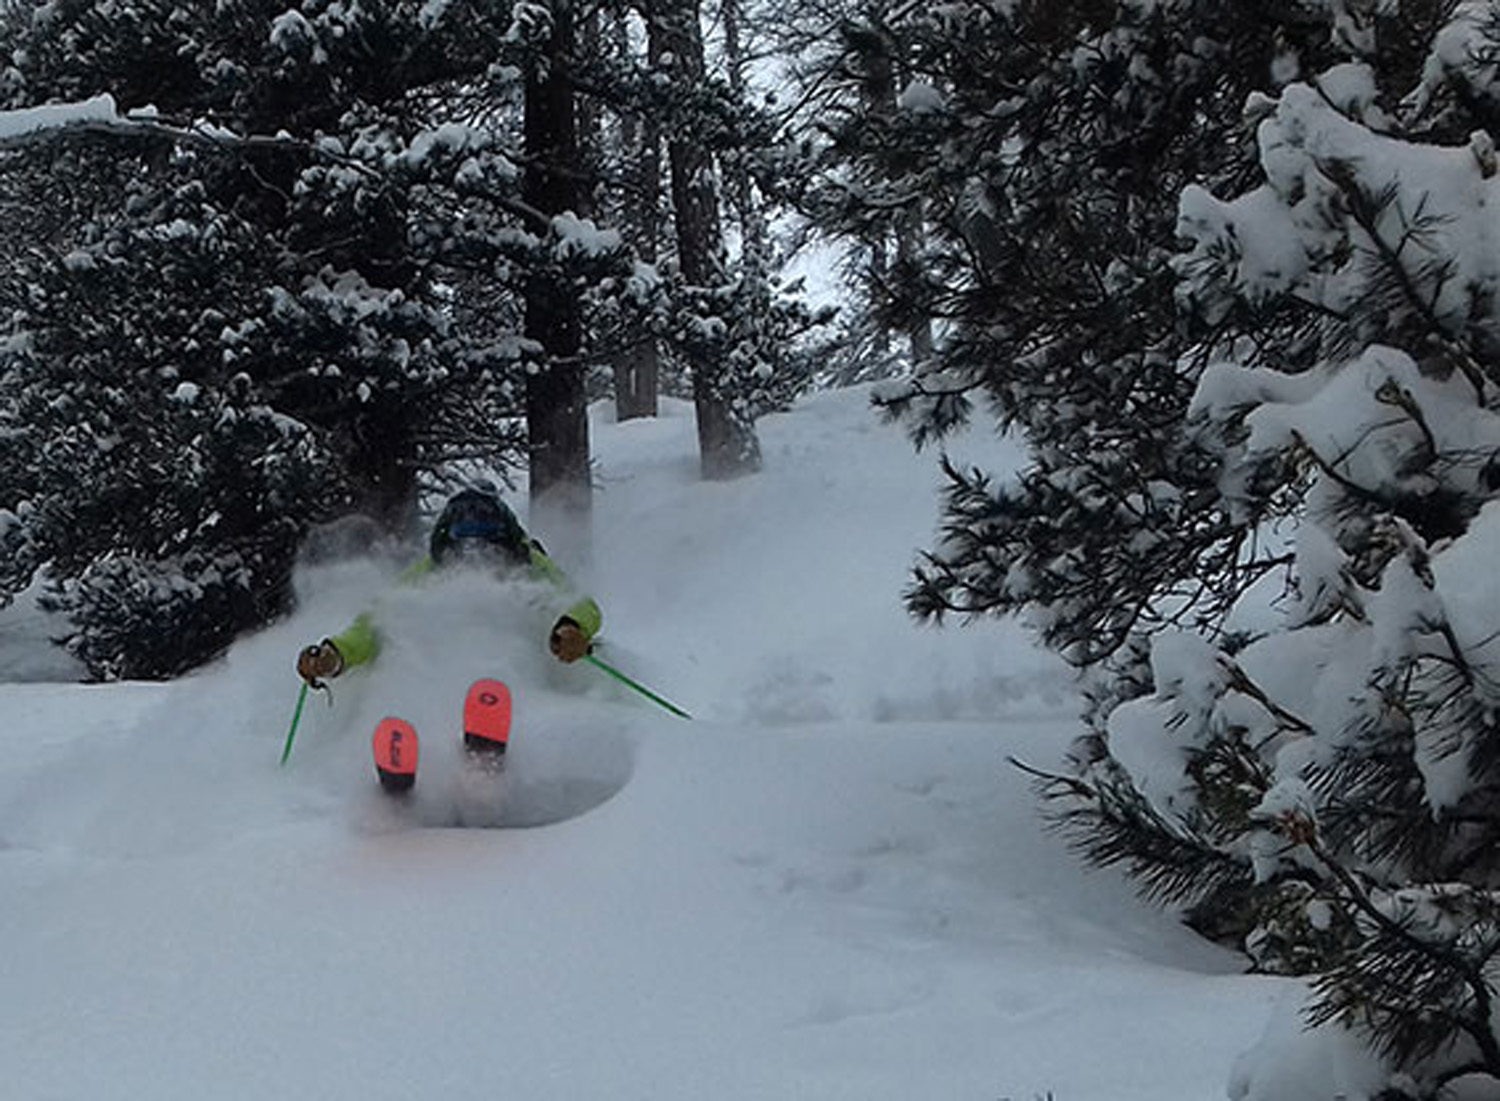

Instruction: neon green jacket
[329,542,603,670]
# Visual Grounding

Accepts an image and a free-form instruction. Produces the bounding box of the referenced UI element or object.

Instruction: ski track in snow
[0,388,1287,1101]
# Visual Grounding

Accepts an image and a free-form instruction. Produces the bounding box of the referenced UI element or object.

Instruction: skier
[295,488,601,687]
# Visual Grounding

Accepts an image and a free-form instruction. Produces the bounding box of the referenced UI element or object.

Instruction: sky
[0,385,1377,1100]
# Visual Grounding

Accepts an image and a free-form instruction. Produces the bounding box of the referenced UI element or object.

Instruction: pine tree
[642,0,763,475]
[1126,30,1500,1087]
[804,0,1500,1094]
[521,0,593,519]
[575,0,819,456]
[606,10,665,421]
[769,0,941,383]
[799,0,1350,662]
[0,178,336,675]
[0,0,632,676]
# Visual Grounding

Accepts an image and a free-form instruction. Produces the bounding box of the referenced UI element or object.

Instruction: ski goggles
[449,519,503,541]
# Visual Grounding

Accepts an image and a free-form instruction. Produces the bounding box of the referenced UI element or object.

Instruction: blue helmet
[430,489,530,567]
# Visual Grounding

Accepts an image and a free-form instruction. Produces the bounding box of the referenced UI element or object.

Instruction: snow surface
[0,386,1301,1100]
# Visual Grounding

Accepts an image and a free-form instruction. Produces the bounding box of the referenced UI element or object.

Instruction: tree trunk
[523,0,591,519]
[613,12,661,422]
[896,208,934,365]
[860,18,933,366]
[576,5,603,221]
[720,0,766,263]
[613,327,660,421]
[646,0,761,478]
[868,236,892,360]
[349,400,419,535]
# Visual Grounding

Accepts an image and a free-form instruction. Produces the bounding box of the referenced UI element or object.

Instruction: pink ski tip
[464,679,513,750]
[373,717,419,778]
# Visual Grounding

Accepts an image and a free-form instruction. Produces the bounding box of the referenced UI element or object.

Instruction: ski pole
[584,653,692,719]
[279,681,311,766]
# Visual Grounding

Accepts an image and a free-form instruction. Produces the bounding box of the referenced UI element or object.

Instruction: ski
[372,716,419,793]
[368,680,509,800]
[463,678,513,761]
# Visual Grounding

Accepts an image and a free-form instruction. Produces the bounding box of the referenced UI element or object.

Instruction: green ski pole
[279,681,311,766]
[585,653,692,719]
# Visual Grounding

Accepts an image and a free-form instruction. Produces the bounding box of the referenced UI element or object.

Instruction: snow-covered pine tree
[520,0,593,518]
[598,9,666,421]
[770,0,934,385]
[0,0,633,676]
[0,133,343,677]
[578,0,822,442]
[801,0,1363,660]
[1089,15,1500,1092]
[805,0,1500,1093]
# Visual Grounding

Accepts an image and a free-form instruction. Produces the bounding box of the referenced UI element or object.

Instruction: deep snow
[0,386,1306,1100]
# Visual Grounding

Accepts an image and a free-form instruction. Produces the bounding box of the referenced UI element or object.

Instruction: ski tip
[373,717,419,789]
[464,679,513,750]
[466,678,512,704]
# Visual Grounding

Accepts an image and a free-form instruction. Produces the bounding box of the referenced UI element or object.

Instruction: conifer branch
[1317,158,1494,405]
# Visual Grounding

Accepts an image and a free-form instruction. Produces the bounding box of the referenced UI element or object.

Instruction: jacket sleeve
[328,556,438,669]
[330,612,381,669]
[528,542,603,639]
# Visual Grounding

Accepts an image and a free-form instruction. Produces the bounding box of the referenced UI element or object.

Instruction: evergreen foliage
[798,0,1500,1093]
[1,161,335,675]
[802,0,1355,660]
[0,0,813,676]
[0,0,639,676]
[16,0,1500,1090]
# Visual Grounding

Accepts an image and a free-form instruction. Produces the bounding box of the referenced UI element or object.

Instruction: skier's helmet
[430,489,530,567]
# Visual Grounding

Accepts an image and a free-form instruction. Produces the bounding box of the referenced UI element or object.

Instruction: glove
[296,639,344,684]
[549,618,591,663]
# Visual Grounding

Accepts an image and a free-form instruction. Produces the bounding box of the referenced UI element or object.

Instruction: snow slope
[0,387,1297,1100]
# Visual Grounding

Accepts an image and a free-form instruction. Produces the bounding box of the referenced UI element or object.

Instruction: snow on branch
[0,94,560,232]
[0,93,343,162]
[0,94,122,143]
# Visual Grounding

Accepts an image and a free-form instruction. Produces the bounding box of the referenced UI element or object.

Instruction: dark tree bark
[720,0,768,265]
[349,400,420,534]
[523,0,591,516]
[645,0,761,477]
[612,12,662,422]
[856,16,933,365]
[576,4,604,221]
